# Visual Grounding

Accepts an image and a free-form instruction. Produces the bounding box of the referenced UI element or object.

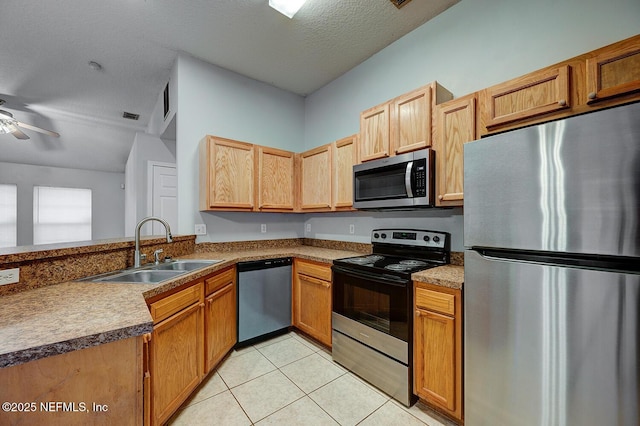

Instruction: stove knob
[374,233,380,239]
[433,236,440,243]
[381,233,387,239]
[423,236,430,242]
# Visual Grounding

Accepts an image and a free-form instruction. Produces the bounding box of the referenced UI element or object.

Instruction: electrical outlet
[194,224,207,235]
[0,268,20,285]
[261,224,267,233]
[306,224,311,233]
[349,224,355,234]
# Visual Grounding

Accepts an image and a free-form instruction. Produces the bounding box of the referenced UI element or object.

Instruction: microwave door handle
[405,161,414,197]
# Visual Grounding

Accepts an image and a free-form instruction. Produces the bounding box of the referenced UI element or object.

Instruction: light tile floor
[169,331,449,426]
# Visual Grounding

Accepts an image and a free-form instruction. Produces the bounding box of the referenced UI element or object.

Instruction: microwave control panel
[414,159,426,197]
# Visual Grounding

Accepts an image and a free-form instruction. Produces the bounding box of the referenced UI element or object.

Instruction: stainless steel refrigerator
[463,102,640,426]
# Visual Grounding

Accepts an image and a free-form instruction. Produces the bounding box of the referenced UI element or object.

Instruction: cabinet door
[391,86,432,155]
[257,146,295,211]
[413,283,463,422]
[151,302,204,425]
[293,261,332,347]
[414,308,456,411]
[586,38,640,104]
[200,136,255,211]
[359,103,390,162]
[482,65,571,131]
[300,144,332,211]
[434,95,476,207]
[333,135,358,210]
[205,281,237,373]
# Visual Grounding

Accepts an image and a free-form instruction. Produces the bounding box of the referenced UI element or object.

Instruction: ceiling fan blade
[16,121,60,137]
[11,128,30,140]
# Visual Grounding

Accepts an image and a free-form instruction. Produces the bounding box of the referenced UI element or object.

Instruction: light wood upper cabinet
[256,146,295,211]
[293,259,332,347]
[333,134,358,210]
[586,36,640,104]
[413,282,463,422]
[204,267,237,373]
[360,82,453,162]
[360,103,390,162]
[481,65,571,131]
[391,86,432,155]
[433,94,477,207]
[199,136,255,211]
[300,144,332,211]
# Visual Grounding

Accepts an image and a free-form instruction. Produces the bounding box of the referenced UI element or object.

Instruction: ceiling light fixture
[0,111,17,135]
[269,0,307,18]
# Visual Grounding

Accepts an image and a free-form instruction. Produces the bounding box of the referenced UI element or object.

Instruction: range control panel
[371,229,449,249]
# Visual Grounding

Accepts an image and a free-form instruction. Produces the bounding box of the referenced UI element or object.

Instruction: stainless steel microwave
[353,148,434,210]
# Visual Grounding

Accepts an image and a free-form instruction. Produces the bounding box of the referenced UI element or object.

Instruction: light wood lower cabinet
[413,282,463,422]
[204,266,237,373]
[292,259,332,347]
[0,337,144,426]
[148,283,204,426]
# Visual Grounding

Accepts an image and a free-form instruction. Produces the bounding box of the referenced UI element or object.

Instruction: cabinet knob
[588,92,597,100]
[416,310,421,317]
[558,99,567,107]
[438,195,444,201]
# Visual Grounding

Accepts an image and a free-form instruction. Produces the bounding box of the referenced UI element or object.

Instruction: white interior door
[148,162,177,236]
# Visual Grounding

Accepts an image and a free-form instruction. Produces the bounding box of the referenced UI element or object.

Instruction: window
[0,184,17,248]
[33,186,92,245]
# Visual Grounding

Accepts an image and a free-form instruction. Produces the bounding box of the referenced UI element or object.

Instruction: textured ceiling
[0,0,458,172]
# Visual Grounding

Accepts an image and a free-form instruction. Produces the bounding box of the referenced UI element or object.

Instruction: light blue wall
[304,0,640,148]
[301,0,640,251]
[173,0,639,247]
[175,54,306,240]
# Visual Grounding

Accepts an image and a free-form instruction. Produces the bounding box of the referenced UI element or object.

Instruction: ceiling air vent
[390,0,412,8]
[122,111,140,121]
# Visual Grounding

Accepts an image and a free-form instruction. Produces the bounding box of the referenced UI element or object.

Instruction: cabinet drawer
[149,282,203,323]
[295,259,331,281]
[205,267,235,295]
[415,287,455,316]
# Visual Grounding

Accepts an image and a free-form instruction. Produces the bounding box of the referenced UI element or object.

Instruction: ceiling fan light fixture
[269,0,307,18]
[0,118,17,135]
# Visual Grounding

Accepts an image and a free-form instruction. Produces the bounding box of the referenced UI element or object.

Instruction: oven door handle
[332,266,408,287]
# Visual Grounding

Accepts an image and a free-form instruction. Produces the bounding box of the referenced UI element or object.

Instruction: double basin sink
[85,260,222,284]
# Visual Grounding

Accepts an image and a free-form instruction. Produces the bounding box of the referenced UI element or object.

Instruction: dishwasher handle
[237,257,293,272]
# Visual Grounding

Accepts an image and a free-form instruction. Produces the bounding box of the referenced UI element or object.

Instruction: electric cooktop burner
[332,228,451,279]
[342,255,384,265]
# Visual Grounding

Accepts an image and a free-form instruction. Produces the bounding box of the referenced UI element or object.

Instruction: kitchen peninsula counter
[0,245,362,368]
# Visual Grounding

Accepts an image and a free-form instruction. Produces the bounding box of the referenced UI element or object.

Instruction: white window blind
[33,186,92,245]
[0,184,17,248]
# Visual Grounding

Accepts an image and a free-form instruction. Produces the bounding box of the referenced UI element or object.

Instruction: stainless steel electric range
[331,229,450,406]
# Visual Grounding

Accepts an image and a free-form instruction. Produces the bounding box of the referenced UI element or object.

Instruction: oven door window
[332,267,409,342]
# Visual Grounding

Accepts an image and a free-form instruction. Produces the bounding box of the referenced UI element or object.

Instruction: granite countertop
[412,264,465,290]
[0,246,361,368]
[0,246,464,368]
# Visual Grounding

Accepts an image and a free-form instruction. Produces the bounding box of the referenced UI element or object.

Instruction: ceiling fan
[0,109,60,140]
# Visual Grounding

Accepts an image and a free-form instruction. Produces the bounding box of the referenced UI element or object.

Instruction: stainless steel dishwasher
[237,257,292,346]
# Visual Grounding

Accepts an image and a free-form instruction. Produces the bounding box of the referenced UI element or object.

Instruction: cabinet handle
[558,99,567,106]
[438,194,444,201]
[588,92,597,100]
[416,310,421,317]
[300,273,330,288]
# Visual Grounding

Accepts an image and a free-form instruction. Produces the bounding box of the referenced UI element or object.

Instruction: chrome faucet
[134,217,173,268]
